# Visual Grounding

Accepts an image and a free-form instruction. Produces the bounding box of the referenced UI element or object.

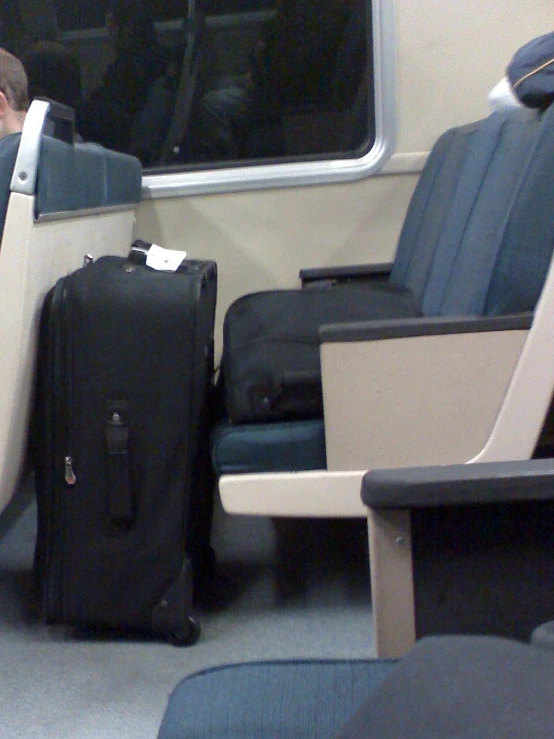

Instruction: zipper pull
[64,456,77,486]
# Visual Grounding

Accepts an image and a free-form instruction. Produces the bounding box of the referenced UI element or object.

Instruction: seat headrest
[507,31,554,110]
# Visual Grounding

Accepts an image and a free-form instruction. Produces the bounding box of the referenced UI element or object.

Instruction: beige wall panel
[395,0,552,150]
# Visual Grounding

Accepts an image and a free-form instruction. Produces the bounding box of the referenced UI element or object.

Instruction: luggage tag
[146,244,187,272]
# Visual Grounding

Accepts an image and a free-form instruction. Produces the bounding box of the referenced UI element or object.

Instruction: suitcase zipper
[44,278,75,619]
[64,456,77,485]
[61,255,92,491]
[43,259,91,620]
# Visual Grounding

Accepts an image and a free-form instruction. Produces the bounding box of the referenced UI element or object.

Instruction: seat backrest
[420,107,540,316]
[389,120,483,296]
[35,137,142,216]
[484,103,554,315]
[391,108,545,320]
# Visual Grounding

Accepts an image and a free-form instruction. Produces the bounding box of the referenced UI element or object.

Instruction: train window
[5,0,395,195]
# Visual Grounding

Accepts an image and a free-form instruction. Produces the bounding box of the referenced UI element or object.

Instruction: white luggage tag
[145,244,187,272]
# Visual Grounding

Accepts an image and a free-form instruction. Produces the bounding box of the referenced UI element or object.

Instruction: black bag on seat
[33,249,217,645]
[221,285,419,423]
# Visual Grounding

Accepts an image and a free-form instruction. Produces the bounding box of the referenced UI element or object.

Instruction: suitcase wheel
[167,615,202,647]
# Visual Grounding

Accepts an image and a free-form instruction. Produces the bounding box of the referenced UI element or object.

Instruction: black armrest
[300,263,393,287]
[319,312,533,343]
[361,458,554,509]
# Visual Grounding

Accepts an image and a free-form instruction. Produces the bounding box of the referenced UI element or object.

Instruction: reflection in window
[8,0,374,170]
[182,0,372,166]
[53,0,185,31]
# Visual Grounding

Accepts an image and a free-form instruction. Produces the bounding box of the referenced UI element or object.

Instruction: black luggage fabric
[221,284,420,423]
[33,252,217,644]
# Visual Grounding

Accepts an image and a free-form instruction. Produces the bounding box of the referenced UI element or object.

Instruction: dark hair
[22,42,81,109]
[0,47,29,112]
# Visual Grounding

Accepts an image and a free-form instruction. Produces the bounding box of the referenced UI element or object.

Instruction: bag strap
[105,400,133,524]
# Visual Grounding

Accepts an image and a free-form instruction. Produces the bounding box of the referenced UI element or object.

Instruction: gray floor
[0,477,375,738]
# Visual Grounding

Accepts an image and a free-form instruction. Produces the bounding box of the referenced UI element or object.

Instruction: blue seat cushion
[157,659,398,739]
[212,419,326,476]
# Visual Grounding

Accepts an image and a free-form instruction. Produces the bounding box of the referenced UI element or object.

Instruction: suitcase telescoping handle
[127,239,150,265]
[105,400,134,524]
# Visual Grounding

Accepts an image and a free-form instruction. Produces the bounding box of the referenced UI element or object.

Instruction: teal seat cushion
[212,419,326,476]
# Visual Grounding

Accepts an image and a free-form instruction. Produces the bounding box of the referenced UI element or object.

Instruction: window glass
[5,0,376,175]
[54,0,185,31]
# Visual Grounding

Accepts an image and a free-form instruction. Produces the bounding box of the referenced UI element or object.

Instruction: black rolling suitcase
[33,246,217,645]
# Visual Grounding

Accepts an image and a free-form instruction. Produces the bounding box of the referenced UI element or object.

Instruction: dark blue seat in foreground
[160,458,554,738]
[158,635,554,739]
[363,457,554,657]
[158,658,397,739]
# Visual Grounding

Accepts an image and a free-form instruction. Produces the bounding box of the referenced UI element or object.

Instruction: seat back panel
[420,109,538,316]
[389,124,474,296]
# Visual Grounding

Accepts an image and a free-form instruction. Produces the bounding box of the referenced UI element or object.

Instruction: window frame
[141,0,396,199]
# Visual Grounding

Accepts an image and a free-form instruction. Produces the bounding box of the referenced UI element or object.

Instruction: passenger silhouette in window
[77,0,169,153]
[191,0,354,161]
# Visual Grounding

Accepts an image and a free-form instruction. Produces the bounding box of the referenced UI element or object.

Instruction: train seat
[160,461,554,734]
[0,98,142,515]
[213,108,533,477]
[363,457,554,657]
[217,101,554,518]
[157,634,554,739]
[159,461,554,735]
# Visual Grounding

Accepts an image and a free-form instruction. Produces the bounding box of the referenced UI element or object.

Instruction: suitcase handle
[127,239,150,265]
[127,240,196,274]
[105,401,134,524]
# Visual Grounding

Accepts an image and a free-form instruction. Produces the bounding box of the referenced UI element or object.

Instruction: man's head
[0,48,28,137]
